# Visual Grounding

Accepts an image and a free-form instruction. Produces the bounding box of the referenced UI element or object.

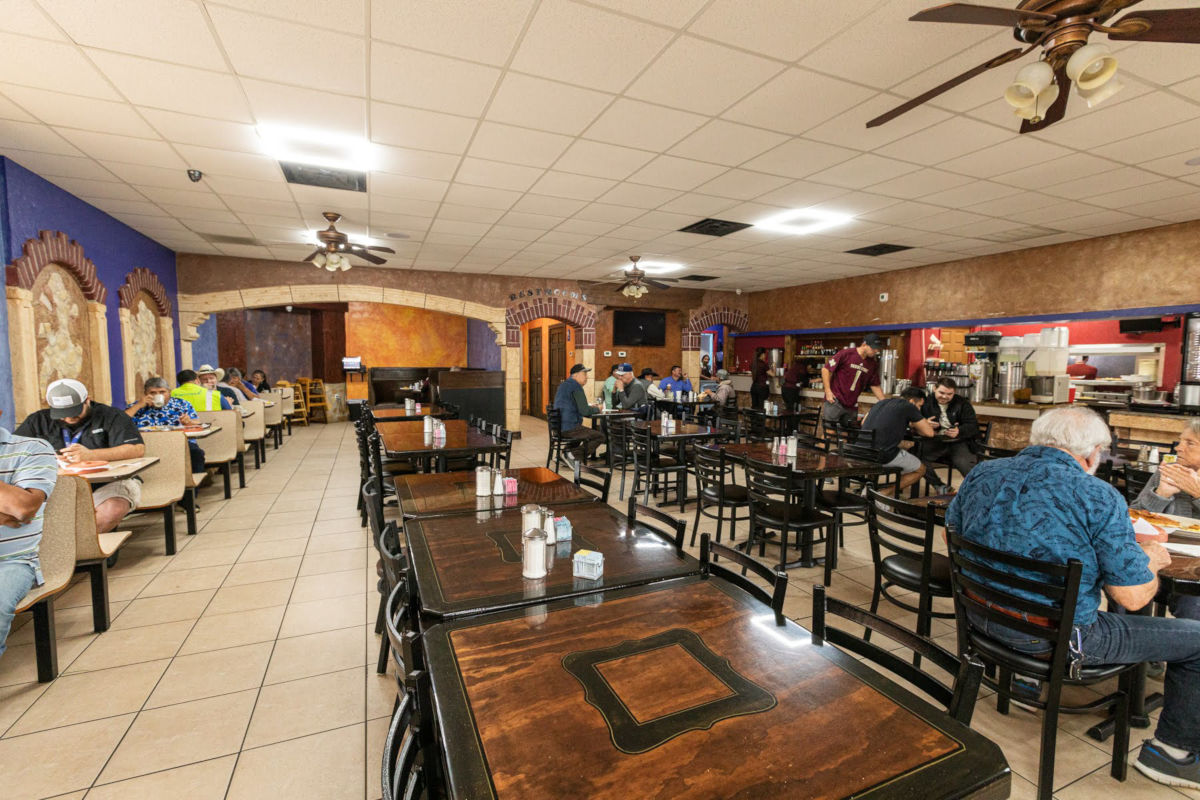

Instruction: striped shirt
[0,427,58,577]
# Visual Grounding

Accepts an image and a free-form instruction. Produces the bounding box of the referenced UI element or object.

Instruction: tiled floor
[0,418,1189,799]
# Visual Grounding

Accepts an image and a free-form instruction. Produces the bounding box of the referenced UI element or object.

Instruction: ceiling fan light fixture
[1004,61,1054,109]
[1077,76,1125,108]
[1013,83,1059,121]
[1067,44,1118,90]
[312,252,327,269]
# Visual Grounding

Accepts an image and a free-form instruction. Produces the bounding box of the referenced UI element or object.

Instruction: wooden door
[549,325,567,400]
[528,328,543,418]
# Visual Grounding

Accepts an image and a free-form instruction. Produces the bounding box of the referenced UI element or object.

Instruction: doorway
[528,327,543,417]
[549,324,567,397]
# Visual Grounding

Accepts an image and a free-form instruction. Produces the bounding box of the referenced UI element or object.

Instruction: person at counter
[861,387,937,496]
[1066,355,1098,380]
[553,364,604,460]
[821,334,886,427]
[918,378,981,491]
[751,348,770,410]
[782,355,807,411]
[1132,419,1200,619]
[659,366,693,396]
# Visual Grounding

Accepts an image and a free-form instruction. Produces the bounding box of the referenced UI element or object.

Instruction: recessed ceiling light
[625,260,683,274]
[258,124,376,171]
[754,208,854,235]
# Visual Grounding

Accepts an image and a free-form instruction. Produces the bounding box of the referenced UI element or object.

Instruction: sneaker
[1147,661,1166,680]
[1135,740,1200,790]
[1008,676,1042,712]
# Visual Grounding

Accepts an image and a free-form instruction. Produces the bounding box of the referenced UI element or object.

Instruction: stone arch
[504,294,596,349]
[683,305,749,350]
[118,266,171,315]
[118,268,176,401]
[6,231,112,418]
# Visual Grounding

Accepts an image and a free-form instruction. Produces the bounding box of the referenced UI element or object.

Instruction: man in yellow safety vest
[171,369,231,412]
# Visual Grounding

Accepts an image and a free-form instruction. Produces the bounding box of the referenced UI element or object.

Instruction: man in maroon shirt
[821,333,887,427]
[1066,355,1098,380]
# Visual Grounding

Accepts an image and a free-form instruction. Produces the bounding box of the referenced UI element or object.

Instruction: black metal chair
[745,457,836,583]
[700,533,787,619]
[690,445,750,547]
[627,496,685,556]
[381,664,437,800]
[567,453,612,503]
[604,418,635,500]
[375,520,409,674]
[1122,464,1154,502]
[545,406,569,472]
[630,424,686,510]
[810,584,983,725]
[864,489,955,663]
[946,527,1136,800]
[491,428,514,470]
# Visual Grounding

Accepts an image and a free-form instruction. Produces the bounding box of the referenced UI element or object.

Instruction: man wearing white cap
[195,365,240,408]
[16,379,145,533]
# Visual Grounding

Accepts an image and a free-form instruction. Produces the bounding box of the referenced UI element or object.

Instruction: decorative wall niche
[117,267,175,401]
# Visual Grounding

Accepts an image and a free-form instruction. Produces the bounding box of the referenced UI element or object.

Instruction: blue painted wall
[466,317,501,370]
[191,315,219,374]
[1,157,179,415]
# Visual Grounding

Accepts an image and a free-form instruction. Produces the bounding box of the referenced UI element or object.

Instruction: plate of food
[1130,509,1176,527]
[59,460,110,474]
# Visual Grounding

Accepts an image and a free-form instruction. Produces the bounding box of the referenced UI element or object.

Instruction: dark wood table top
[405,503,699,621]
[425,575,1010,800]
[377,419,504,458]
[371,403,452,420]
[393,467,597,518]
[721,442,895,479]
[631,420,721,441]
[739,408,811,419]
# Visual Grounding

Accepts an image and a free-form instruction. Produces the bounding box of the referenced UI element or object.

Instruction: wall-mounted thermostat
[603,350,612,357]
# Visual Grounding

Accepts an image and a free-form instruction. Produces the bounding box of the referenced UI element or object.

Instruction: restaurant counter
[1109,409,1200,447]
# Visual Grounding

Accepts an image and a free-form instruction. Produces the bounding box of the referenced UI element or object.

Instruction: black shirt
[216,386,240,406]
[16,402,144,453]
[862,398,923,462]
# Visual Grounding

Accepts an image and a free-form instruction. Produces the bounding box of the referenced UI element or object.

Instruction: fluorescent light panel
[754,208,853,235]
[257,124,376,171]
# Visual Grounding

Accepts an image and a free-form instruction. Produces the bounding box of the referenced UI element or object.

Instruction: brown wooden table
[372,403,453,421]
[404,503,699,621]
[59,456,160,484]
[377,419,505,471]
[739,407,815,436]
[393,467,597,518]
[425,575,1011,799]
[631,420,722,509]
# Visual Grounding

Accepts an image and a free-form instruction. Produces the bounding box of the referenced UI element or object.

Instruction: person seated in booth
[0,408,57,662]
[615,364,648,410]
[918,378,982,492]
[226,367,261,399]
[127,376,206,473]
[17,379,144,534]
[948,406,1200,790]
[194,365,239,407]
[1132,418,1200,619]
[860,386,937,496]
[175,368,233,411]
[658,365,693,396]
[250,370,270,393]
[553,363,605,460]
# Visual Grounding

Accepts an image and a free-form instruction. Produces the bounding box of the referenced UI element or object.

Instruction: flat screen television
[1119,317,1163,334]
[613,310,666,347]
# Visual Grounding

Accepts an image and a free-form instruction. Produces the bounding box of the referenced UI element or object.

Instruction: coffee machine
[1179,312,1200,412]
[965,331,1002,402]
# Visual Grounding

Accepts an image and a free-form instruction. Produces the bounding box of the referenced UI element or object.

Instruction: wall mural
[127,291,162,393]
[117,267,175,403]
[32,263,92,398]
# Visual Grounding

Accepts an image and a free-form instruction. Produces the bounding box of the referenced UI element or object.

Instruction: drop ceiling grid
[0,0,1195,286]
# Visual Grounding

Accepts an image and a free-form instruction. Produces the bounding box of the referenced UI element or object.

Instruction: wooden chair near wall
[195,410,245,497]
[287,380,310,427]
[262,389,285,447]
[274,384,296,434]
[135,431,189,555]
[17,477,80,682]
[241,399,268,467]
[67,474,133,634]
[299,378,328,423]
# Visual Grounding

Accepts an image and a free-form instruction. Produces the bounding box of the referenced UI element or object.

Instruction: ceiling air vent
[680,275,718,282]
[845,243,913,257]
[280,161,367,193]
[677,218,753,237]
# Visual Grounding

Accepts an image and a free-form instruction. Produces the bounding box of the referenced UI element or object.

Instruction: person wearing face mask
[947,406,1200,791]
[126,376,206,473]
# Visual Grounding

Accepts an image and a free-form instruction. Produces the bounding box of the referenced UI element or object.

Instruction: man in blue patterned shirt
[0,411,58,661]
[949,406,1200,790]
[125,377,206,473]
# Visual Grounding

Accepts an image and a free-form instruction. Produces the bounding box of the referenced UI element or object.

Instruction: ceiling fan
[302,211,395,271]
[582,256,681,298]
[867,1,1200,134]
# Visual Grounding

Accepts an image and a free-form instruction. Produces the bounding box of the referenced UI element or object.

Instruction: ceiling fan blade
[302,248,323,262]
[644,279,672,290]
[347,248,387,265]
[911,3,1057,25]
[867,47,1028,128]
[365,245,397,254]
[1019,66,1070,134]
[613,281,633,293]
[1109,10,1200,43]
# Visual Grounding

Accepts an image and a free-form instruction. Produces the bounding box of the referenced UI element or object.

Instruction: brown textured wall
[345,302,467,368]
[594,310,683,380]
[215,310,245,373]
[310,310,346,382]
[747,220,1200,332]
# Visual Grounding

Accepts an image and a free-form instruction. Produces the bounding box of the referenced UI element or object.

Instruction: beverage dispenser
[1179,312,1200,411]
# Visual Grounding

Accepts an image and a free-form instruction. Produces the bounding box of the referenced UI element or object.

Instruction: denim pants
[974,609,1200,753]
[0,561,36,660]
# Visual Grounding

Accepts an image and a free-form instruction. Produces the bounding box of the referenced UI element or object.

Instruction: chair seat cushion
[755,501,832,528]
[189,471,209,488]
[970,631,1134,684]
[817,488,868,512]
[702,484,749,504]
[879,552,952,594]
[98,530,133,558]
[645,455,678,468]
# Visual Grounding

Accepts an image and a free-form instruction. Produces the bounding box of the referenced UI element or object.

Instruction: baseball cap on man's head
[569,363,590,376]
[46,378,88,419]
[614,363,633,375]
[863,333,884,350]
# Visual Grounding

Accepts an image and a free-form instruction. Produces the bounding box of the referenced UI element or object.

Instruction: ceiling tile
[572,203,644,224]
[867,168,974,200]
[657,193,739,216]
[369,194,440,216]
[370,172,449,202]
[103,161,212,189]
[938,135,1074,180]
[724,68,876,135]
[2,86,158,138]
[1042,166,1160,201]
[212,0,366,35]
[373,146,460,181]
[484,73,612,136]
[89,51,251,121]
[695,168,790,200]
[552,140,655,180]
[1118,41,1200,87]
[0,1,65,39]
[47,177,144,202]
[1035,92,1200,152]
[203,175,295,201]
[584,98,707,151]
[140,185,225,208]
[39,0,226,69]
[0,119,82,156]
[804,93,954,151]
[668,120,789,168]
[0,33,119,99]
[443,184,522,210]
[468,122,573,168]
[173,145,282,181]
[207,6,365,95]
[437,204,506,224]
[455,157,544,191]
[688,0,872,62]
[627,155,727,191]
[585,0,706,27]
[511,194,589,216]
[498,211,564,230]
[370,102,475,153]
[138,108,262,152]
[597,182,682,209]
[1083,179,1197,211]
[876,117,1012,167]
[918,180,1021,209]
[240,79,365,137]
[807,154,920,190]
[1092,116,1200,167]
[529,171,617,201]
[372,0,534,66]
[992,152,1119,188]
[511,0,673,92]
[57,129,184,168]
[554,218,619,236]
[626,36,781,116]
[371,43,501,117]
[740,138,860,181]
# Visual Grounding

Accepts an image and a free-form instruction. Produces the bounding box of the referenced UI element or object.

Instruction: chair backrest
[980,445,1019,460]
[604,418,633,466]
[241,399,266,440]
[366,434,388,528]
[494,429,513,469]
[36,475,80,592]
[693,445,733,499]
[865,488,940,589]
[545,407,563,438]
[976,420,993,446]
[567,453,611,502]
[629,424,661,466]
[739,409,769,442]
[276,385,296,415]
[382,689,417,800]
[811,584,983,725]
[194,410,237,462]
[701,533,786,618]
[745,457,805,520]
[1123,464,1153,502]
[626,496,684,555]
[262,390,284,426]
[379,521,407,591]
[794,428,826,452]
[946,526,1083,686]
[715,415,742,443]
[63,473,107,562]
[138,431,188,508]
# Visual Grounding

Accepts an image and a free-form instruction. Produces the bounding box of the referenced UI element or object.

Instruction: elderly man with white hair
[948,406,1200,790]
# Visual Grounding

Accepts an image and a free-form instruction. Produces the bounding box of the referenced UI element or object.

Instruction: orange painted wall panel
[345,302,467,368]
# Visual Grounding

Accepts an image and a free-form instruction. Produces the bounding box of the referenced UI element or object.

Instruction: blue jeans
[0,561,35,660]
[973,609,1200,753]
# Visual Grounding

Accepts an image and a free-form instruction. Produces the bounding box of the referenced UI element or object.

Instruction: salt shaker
[475,466,491,496]
[541,507,555,541]
[522,529,548,579]
[786,435,797,457]
[521,504,543,532]
[1149,446,1161,464]
[492,467,505,495]
[423,415,433,433]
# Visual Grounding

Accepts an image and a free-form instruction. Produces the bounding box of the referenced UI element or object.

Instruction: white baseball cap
[46,378,88,419]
